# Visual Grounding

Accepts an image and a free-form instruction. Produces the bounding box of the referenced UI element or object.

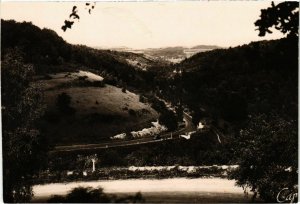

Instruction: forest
[1,2,298,202]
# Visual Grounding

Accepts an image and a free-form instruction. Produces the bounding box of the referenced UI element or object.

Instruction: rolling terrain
[99,45,221,64]
[2,3,298,203]
[1,19,168,91]
[2,18,297,172]
[38,71,158,145]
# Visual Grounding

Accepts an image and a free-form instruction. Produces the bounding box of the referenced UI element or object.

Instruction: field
[38,71,158,145]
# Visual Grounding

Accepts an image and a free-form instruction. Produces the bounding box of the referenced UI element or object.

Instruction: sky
[1,1,286,49]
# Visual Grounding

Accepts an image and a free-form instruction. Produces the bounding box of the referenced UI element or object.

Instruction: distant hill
[190,45,220,50]
[96,45,221,64]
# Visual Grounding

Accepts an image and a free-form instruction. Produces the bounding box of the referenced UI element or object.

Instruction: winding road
[50,112,196,154]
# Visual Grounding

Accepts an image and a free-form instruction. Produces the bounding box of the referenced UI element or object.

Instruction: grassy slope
[39,72,158,145]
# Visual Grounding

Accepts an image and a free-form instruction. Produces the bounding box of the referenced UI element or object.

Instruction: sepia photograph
[1,0,299,203]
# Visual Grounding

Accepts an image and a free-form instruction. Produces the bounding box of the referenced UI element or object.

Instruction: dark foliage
[62,3,96,31]
[64,187,111,203]
[1,49,47,202]
[61,20,74,32]
[86,113,122,124]
[220,92,247,122]
[159,110,178,131]
[255,1,299,37]
[161,37,298,126]
[1,20,161,92]
[230,114,298,202]
[101,150,126,166]
[128,109,136,116]
[56,92,76,115]
[43,111,61,124]
[152,32,298,203]
[1,20,71,66]
[175,105,184,122]
[47,187,144,203]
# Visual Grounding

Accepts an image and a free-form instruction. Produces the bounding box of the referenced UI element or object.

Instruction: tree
[48,187,111,203]
[255,1,299,37]
[48,187,145,203]
[56,92,75,115]
[191,108,207,126]
[159,110,178,131]
[230,114,298,202]
[101,150,124,166]
[175,105,184,122]
[2,48,47,202]
[229,4,299,202]
[221,93,247,122]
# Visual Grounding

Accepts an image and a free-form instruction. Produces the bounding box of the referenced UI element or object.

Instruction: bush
[101,150,125,166]
[90,80,105,87]
[220,93,248,122]
[48,187,145,203]
[85,113,120,124]
[139,95,147,103]
[43,111,60,123]
[128,109,136,116]
[43,74,53,80]
[103,76,117,86]
[56,92,76,115]
[78,75,88,80]
[48,187,110,203]
[159,110,178,131]
[56,92,71,110]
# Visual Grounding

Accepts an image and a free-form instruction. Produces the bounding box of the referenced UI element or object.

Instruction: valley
[1,3,298,201]
[97,45,221,64]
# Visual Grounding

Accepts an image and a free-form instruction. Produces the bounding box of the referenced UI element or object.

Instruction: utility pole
[91,158,96,172]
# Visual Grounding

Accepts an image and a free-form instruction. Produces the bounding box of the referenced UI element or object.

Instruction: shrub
[43,74,53,80]
[48,187,145,203]
[159,110,178,131]
[128,109,136,116]
[101,150,125,166]
[91,80,105,87]
[139,95,147,103]
[56,92,76,115]
[43,111,60,123]
[78,75,88,80]
[103,76,117,86]
[86,113,119,124]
